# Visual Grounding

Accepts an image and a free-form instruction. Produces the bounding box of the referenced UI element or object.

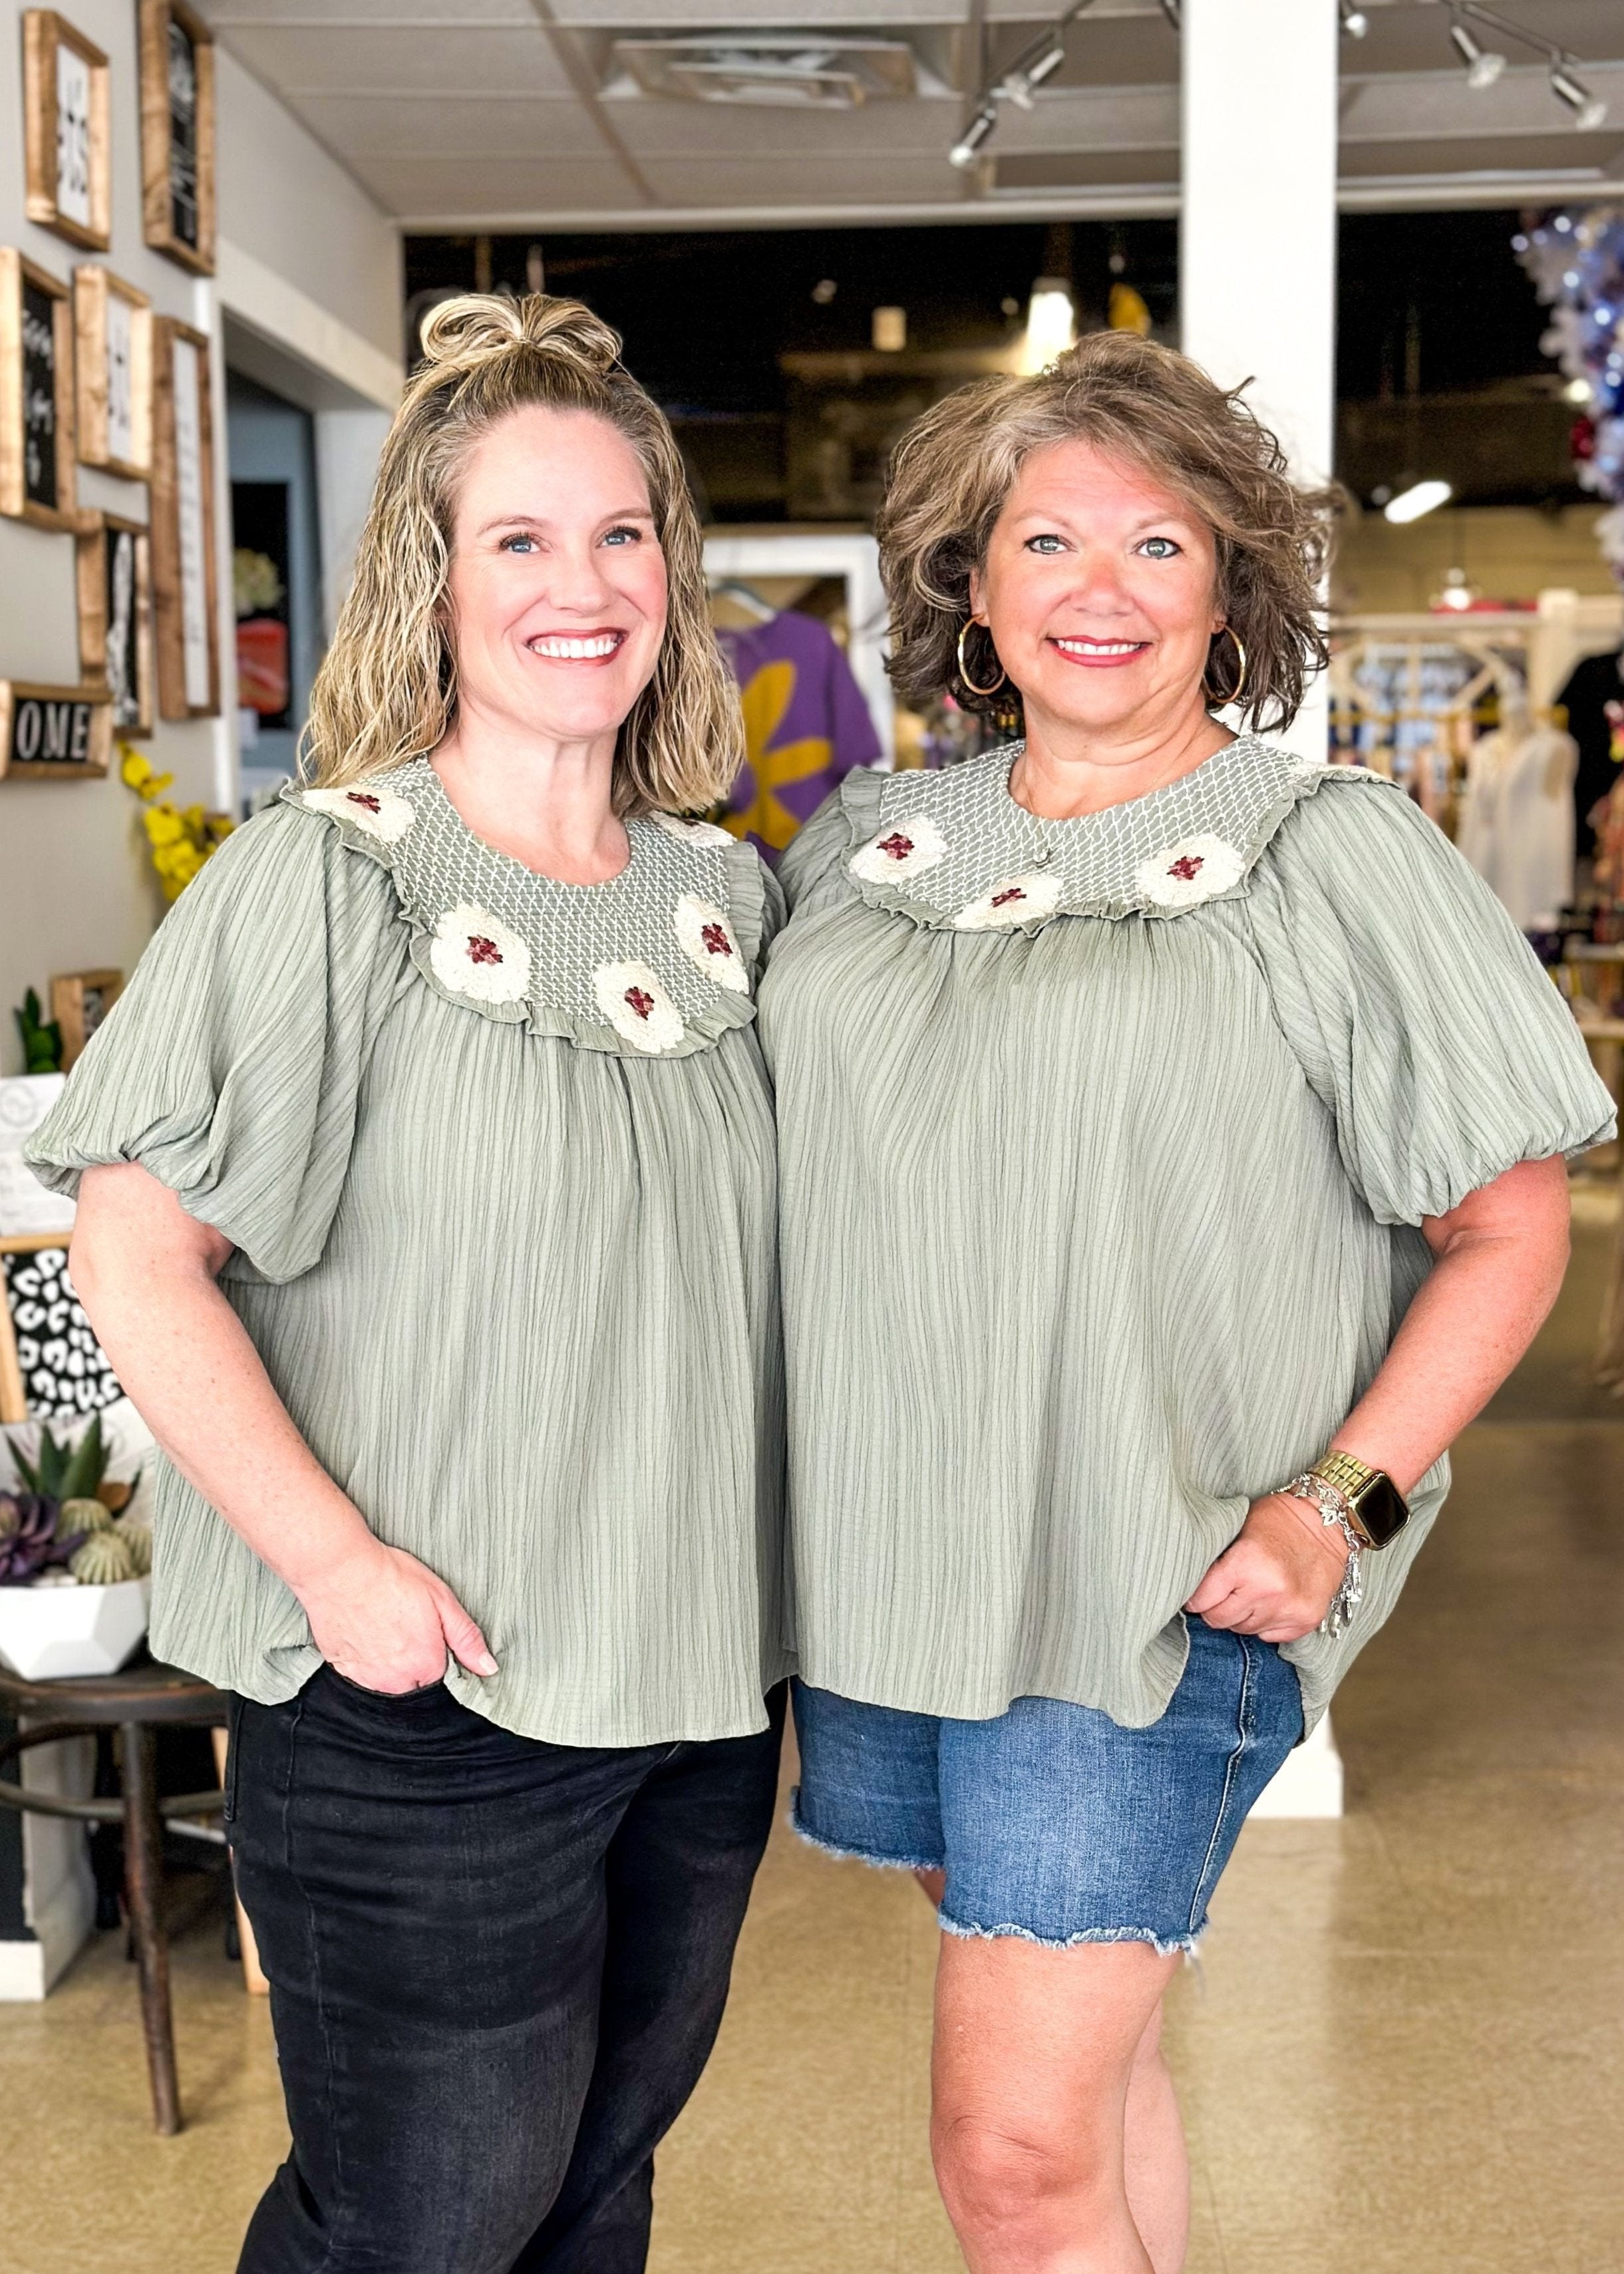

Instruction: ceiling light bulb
[949,102,997,169]
[1550,66,1607,131]
[1022,279,1075,375]
[1565,375,1593,404]
[1339,1,1369,37]
[1384,479,1453,525]
[1448,19,1505,88]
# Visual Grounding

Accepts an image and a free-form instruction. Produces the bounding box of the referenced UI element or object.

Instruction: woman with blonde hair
[758,328,1613,2271]
[29,295,788,2274]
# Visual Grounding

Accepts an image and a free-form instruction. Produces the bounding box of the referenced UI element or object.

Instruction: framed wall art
[0,681,113,782]
[138,0,216,276]
[49,969,125,1070]
[77,512,154,735]
[151,317,218,718]
[73,267,152,479]
[0,251,77,530]
[22,13,111,253]
[0,1235,122,1425]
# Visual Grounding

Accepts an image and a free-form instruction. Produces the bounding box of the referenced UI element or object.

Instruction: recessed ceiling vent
[606,35,929,108]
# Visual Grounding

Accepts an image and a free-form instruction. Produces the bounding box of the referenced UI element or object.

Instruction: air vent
[607,35,923,109]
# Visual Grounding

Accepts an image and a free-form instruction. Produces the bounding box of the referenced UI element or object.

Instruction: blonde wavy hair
[303,293,742,816]
[878,329,1339,735]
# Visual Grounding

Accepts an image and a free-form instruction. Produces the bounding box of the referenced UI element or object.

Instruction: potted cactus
[0,1416,152,1680]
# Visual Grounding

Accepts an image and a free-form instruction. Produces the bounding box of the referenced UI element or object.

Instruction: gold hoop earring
[1208,625,1248,707]
[957,619,1007,699]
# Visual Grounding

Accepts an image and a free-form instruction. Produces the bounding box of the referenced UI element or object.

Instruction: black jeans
[228,1667,784,2274]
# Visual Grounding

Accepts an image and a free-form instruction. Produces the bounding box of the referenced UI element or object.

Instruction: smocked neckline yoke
[287,758,762,1059]
[841,733,1367,931]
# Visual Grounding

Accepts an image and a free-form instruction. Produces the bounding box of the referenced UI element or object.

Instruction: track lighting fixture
[1444,5,1607,132]
[947,1,1090,172]
[1448,13,1506,89]
[1339,2,1369,38]
[1549,63,1607,132]
[948,101,997,171]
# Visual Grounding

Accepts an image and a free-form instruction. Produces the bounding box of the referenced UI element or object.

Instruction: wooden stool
[0,1659,228,2134]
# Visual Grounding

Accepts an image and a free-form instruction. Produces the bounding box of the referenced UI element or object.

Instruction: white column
[1182,0,1345,1820]
[1181,0,1338,773]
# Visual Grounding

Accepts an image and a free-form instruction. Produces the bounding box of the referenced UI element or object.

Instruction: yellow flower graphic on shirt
[725,661,834,856]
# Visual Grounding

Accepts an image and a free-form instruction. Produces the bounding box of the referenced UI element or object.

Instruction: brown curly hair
[305,292,743,816]
[876,329,1338,735]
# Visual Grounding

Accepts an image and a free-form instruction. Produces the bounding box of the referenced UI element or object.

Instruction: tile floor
[3,1186,1621,2274]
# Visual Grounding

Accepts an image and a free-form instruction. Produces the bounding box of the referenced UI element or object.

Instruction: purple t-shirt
[716,611,884,864]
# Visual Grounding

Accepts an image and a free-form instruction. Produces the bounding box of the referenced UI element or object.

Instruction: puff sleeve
[1245,774,1616,1227]
[25,803,407,1281]
[776,770,882,919]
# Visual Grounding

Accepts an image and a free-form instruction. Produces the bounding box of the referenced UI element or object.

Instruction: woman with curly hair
[28,295,788,2274]
[758,329,1613,2272]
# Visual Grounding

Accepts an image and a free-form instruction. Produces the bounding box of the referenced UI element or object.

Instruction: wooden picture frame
[0,251,77,530]
[151,318,218,719]
[0,680,112,782]
[23,13,111,253]
[138,0,216,276]
[77,513,154,735]
[49,969,124,1070]
[73,267,152,479]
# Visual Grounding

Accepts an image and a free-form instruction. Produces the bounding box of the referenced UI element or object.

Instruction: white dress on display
[1458,712,1576,928]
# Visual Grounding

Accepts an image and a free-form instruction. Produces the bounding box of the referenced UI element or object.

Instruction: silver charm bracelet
[1281,1472,1364,1639]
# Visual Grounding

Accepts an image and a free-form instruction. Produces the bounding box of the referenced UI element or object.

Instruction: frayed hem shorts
[791,1618,1304,1955]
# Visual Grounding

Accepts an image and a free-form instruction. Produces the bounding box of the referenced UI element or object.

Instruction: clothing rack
[702,531,893,765]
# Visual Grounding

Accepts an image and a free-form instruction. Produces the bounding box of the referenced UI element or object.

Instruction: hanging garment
[717,611,884,864]
[1458,718,1576,928]
[1555,648,1624,856]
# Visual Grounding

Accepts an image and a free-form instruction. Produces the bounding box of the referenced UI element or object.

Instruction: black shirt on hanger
[1555,648,1624,858]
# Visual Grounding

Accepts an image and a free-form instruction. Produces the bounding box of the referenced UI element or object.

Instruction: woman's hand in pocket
[299,1537,498,1694]
[1184,1492,1349,1645]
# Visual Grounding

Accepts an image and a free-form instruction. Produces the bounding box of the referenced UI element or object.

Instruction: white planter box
[0,1577,150,1681]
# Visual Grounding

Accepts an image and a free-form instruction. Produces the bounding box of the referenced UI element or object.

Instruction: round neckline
[999,734,1247,831]
[418,756,637,894]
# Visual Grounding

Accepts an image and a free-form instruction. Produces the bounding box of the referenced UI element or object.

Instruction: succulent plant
[69,1531,137,1587]
[0,1493,79,1585]
[10,1416,110,1506]
[114,1514,153,1577]
[59,1495,112,1538]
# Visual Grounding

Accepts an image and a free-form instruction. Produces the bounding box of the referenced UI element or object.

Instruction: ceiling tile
[220,23,573,94]
[289,92,605,158]
[608,100,957,162]
[362,155,639,212]
[201,1,538,21]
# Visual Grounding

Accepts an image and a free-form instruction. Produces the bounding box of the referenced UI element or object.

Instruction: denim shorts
[792,1619,1304,1955]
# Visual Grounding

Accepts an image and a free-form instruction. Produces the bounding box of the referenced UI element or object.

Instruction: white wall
[0,5,401,1075]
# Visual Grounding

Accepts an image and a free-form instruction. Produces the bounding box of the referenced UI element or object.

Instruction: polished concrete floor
[3,1186,1621,2274]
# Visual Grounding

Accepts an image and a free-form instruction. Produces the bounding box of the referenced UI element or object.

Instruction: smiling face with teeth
[969,438,1228,787]
[441,403,669,764]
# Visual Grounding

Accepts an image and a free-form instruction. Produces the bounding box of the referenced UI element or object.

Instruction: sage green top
[27,758,791,1746]
[758,736,1615,1732]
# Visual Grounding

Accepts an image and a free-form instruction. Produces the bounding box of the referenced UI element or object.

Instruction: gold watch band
[1307,1452,1410,1549]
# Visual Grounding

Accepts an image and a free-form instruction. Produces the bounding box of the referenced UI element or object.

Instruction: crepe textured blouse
[757,736,1616,1732]
[27,759,790,1747]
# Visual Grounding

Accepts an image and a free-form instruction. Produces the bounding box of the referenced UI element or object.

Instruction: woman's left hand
[1184,1492,1349,1644]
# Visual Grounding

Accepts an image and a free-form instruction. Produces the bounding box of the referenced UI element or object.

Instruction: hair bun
[418,292,621,381]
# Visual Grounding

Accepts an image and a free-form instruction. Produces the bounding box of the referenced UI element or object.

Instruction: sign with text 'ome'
[0,681,112,780]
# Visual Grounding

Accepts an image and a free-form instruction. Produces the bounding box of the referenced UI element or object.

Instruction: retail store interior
[3,2,1624,2269]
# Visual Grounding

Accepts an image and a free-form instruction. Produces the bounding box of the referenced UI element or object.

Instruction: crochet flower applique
[953,872,1065,931]
[674,894,748,993]
[593,961,686,1053]
[299,783,416,846]
[849,816,947,886]
[428,905,531,1004]
[651,812,735,848]
[1134,836,1245,911]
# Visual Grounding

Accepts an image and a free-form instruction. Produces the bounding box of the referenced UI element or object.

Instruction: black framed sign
[0,681,112,782]
[0,249,76,530]
[139,0,216,275]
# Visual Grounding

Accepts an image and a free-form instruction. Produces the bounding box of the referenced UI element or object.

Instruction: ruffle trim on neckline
[283,770,766,1059]
[838,741,1390,932]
